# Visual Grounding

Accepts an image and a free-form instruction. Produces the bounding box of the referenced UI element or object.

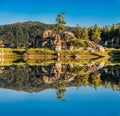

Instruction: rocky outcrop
[42,30,55,39]
[62,31,76,40]
[34,30,62,50]
[34,30,77,50]
[34,30,106,52]
[84,40,106,52]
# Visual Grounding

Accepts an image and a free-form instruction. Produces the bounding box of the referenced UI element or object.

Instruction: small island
[0,12,120,60]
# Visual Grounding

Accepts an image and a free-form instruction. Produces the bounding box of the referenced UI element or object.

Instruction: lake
[0,59,120,116]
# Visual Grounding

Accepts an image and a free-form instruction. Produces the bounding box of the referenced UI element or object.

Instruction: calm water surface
[0,60,120,116]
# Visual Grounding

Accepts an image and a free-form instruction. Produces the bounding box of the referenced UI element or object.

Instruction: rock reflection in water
[0,61,120,100]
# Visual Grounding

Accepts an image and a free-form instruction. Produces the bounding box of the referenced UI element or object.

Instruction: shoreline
[0,48,119,60]
[24,54,111,60]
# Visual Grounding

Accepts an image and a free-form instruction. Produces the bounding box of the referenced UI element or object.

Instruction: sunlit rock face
[33,30,62,50]
[42,30,55,39]
[34,30,74,50]
[61,31,76,40]
[84,40,106,52]
[33,30,106,52]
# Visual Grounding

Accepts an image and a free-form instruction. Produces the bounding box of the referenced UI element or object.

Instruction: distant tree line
[0,21,54,48]
[73,23,120,45]
[0,20,120,48]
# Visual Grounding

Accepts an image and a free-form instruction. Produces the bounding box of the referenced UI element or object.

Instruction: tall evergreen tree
[54,12,66,34]
[101,25,110,41]
[91,24,101,43]
[110,24,116,38]
[81,27,89,40]
[73,24,82,39]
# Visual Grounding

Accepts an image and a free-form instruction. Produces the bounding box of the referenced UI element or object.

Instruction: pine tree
[81,27,89,40]
[73,24,82,39]
[54,12,66,34]
[101,25,110,41]
[91,24,101,43]
[110,24,116,38]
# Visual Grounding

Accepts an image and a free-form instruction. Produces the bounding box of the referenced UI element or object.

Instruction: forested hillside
[0,21,55,48]
[0,21,120,48]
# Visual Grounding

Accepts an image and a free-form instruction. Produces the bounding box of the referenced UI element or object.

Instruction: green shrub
[26,48,55,55]
[67,39,87,48]
[59,50,90,56]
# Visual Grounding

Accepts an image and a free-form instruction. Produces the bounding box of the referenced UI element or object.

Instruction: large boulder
[62,31,76,40]
[97,45,106,52]
[42,30,55,39]
[84,40,106,52]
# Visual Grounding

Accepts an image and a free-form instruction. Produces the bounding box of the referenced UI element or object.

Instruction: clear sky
[0,0,120,27]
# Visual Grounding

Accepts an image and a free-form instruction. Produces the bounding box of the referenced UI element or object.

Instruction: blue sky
[0,0,120,27]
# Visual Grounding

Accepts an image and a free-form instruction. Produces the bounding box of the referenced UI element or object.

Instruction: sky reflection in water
[0,86,119,116]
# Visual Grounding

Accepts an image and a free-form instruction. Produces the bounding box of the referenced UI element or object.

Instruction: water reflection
[0,59,120,100]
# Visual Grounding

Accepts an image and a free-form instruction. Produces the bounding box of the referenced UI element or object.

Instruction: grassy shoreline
[0,48,119,60]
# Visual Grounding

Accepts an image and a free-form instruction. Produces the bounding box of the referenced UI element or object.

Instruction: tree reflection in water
[0,61,120,100]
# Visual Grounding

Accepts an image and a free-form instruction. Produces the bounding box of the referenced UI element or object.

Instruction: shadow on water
[0,57,120,100]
